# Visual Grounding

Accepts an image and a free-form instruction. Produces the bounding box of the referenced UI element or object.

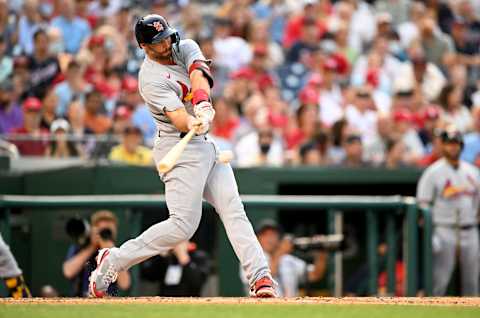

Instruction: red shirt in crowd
[10,127,49,156]
[283,16,326,49]
[212,117,240,140]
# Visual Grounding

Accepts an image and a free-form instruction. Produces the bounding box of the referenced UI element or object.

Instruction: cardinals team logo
[153,21,164,32]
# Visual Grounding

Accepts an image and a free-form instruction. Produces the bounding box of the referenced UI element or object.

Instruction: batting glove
[194,101,215,123]
[187,116,210,135]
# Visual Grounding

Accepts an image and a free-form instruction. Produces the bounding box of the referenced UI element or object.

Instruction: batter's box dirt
[2,297,480,307]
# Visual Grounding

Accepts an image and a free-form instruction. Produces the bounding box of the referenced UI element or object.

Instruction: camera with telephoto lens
[99,228,114,241]
[65,217,90,246]
[284,233,345,252]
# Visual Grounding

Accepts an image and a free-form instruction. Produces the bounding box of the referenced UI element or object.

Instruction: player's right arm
[416,168,435,209]
[141,81,206,134]
[165,107,203,133]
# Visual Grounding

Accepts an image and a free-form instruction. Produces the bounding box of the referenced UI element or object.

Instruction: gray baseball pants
[110,135,270,286]
[0,233,22,278]
[432,226,479,296]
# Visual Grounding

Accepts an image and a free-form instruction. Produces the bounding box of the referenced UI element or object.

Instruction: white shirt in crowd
[234,131,284,167]
[344,105,378,145]
[442,107,474,134]
[213,36,252,71]
[319,85,344,127]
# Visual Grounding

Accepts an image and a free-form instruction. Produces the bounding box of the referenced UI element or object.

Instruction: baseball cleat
[89,248,119,298]
[250,276,277,298]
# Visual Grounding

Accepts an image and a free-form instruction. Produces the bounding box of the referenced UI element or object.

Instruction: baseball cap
[345,134,362,144]
[121,76,138,93]
[50,118,70,133]
[22,97,42,112]
[114,105,132,120]
[440,127,463,144]
[253,44,268,57]
[298,87,319,105]
[323,58,339,72]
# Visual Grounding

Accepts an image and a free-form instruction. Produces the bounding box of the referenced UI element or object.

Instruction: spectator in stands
[88,0,122,20]
[39,89,58,131]
[286,18,321,64]
[438,84,473,133]
[282,0,326,49]
[28,28,61,99]
[235,126,284,167]
[109,125,152,166]
[0,80,23,134]
[241,219,327,297]
[84,90,112,135]
[418,129,443,167]
[119,76,156,146]
[211,97,239,142]
[392,108,425,163]
[54,60,92,117]
[46,118,82,158]
[0,0,16,55]
[319,58,344,127]
[418,16,456,69]
[248,20,284,70]
[50,0,91,54]
[344,86,378,145]
[213,18,252,72]
[91,105,131,159]
[9,97,49,156]
[462,107,480,166]
[0,35,12,82]
[63,210,130,297]
[383,138,408,169]
[18,0,44,55]
[339,133,369,167]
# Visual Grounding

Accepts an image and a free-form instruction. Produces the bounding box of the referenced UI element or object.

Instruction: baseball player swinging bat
[88,14,276,298]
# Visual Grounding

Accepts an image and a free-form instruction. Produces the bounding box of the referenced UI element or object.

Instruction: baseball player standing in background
[89,14,276,298]
[417,127,480,296]
[0,233,31,298]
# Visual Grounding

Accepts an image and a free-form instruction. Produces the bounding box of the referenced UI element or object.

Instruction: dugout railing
[0,194,432,297]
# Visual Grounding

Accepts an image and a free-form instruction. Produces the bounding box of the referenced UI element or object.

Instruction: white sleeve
[178,39,209,71]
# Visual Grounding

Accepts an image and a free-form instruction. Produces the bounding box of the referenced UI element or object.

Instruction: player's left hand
[194,101,215,122]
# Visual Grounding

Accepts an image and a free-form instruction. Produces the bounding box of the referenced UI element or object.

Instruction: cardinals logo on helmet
[153,21,164,32]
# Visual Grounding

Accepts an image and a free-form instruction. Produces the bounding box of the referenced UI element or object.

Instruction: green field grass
[2,303,479,318]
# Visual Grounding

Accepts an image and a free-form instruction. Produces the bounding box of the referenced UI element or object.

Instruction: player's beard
[443,143,462,164]
[149,45,173,63]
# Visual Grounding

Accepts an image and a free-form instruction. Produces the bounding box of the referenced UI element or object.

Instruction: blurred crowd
[0,0,480,168]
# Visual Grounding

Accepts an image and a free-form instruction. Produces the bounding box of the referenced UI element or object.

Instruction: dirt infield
[2,297,480,307]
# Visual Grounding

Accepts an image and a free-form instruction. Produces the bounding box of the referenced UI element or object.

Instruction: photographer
[62,210,130,297]
[241,219,327,297]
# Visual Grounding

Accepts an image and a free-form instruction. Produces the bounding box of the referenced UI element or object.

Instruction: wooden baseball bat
[157,129,196,173]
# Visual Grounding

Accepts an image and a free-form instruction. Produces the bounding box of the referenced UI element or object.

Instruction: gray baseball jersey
[138,39,204,135]
[108,39,271,288]
[416,158,480,296]
[0,233,22,278]
[417,158,480,226]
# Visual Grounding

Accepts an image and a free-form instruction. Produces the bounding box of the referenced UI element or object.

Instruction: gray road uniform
[108,39,271,286]
[0,233,22,278]
[417,158,480,296]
